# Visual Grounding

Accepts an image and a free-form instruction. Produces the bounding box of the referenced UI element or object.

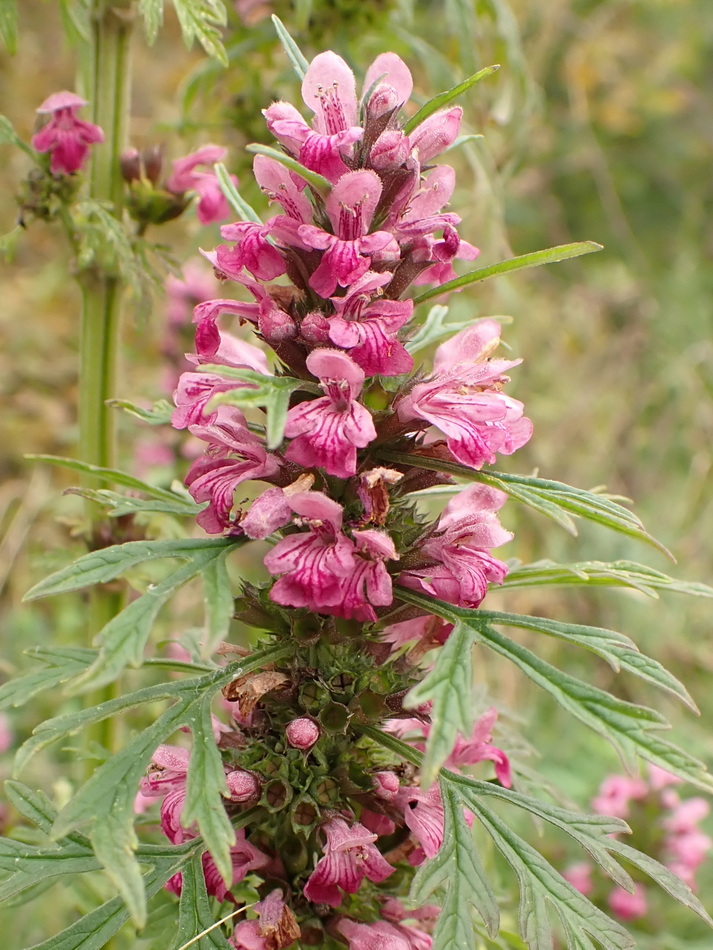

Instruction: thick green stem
[77,3,133,774]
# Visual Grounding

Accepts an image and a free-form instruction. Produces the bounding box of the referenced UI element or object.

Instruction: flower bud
[285,717,320,750]
[373,770,400,801]
[300,311,330,345]
[258,305,298,343]
[120,148,141,183]
[225,769,261,802]
[142,144,163,184]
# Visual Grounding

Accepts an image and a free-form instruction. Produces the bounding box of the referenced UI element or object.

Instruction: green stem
[77,2,133,774]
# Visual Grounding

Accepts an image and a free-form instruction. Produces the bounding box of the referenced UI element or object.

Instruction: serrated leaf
[479,610,697,712]
[405,305,477,355]
[172,850,234,950]
[201,548,233,655]
[67,487,203,518]
[0,836,101,902]
[107,397,174,425]
[395,588,713,790]
[403,64,500,135]
[410,779,499,944]
[405,622,474,788]
[24,537,235,600]
[0,646,95,711]
[271,14,309,79]
[202,366,318,450]
[138,0,163,43]
[503,560,713,599]
[245,144,332,197]
[214,162,262,224]
[377,452,669,555]
[172,0,227,64]
[0,0,17,54]
[24,859,188,950]
[68,544,234,695]
[25,454,186,504]
[411,242,604,307]
[181,692,234,886]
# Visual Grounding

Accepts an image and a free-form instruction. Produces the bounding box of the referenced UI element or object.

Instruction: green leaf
[172,0,228,65]
[0,836,101,903]
[0,0,17,53]
[58,0,91,45]
[411,242,604,307]
[377,451,669,555]
[138,0,163,43]
[0,225,23,262]
[271,13,309,79]
[403,64,500,135]
[181,692,234,887]
[0,646,95,711]
[68,543,237,694]
[107,397,174,425]
[405,305,476,355]
[245,144,332,197]
[410,779,500,943]
[66,487,203,518]
[503,559,713,599]
[24,859,188,950]
[214,162,262,224]
[201,548,234,655]
[25,454,186,504]
[395,588,713,791]
[24,537,235,600]
[202,366,319,450]
[478,610,697,713]
[172,850,234,950]
[405,622,474,788]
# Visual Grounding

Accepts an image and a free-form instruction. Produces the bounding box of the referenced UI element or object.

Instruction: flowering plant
[1,16,712,950]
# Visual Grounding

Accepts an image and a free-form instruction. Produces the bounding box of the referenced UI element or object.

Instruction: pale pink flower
[32,91,104,174]
[264,492,356,612]
[591,774,648,819]
[408,107,462,162]
[303,817,393,906]
[337,919,412,950]
[380,614,453,651]
[397,320,532,469]
[140,744,191,798]
[563,862,594,896]
[253,154,312,222]
[216,221,286,282]
[400,484,512,608]
[299,171,399,297]
[167,145,235,225]
[382,899,439,950]
[241,486,293,540]
[607,883,648,921]
[284,349,376,477]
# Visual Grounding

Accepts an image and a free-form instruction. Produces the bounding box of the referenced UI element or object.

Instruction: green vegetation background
[0,0,711,945]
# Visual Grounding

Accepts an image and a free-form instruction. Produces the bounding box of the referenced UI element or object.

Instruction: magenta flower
[563,862,594,897]
[299,171,399,297]
[32,91,104,175]
[400,484,513,608]
[607,883,648,921]
[448,706,512,786]
[186,406,281,534]
[264,100,361,184]
[216,221,287,282]
[394,783,445,863]
[327,272,414,376]
[166,145,235,225]
[264,491,357,612]
[167,830,269,902]
[330,528,398,622]
[591,774,649,819]
[397,319,533,469]
[303,817,393,906]
[284,349,376,478]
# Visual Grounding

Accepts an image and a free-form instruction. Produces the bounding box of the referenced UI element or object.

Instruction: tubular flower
[303,817,393,906]
[166,145,236,225]
[32,91,104,174]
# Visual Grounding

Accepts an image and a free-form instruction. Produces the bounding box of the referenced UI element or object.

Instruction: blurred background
[1,0,711,945]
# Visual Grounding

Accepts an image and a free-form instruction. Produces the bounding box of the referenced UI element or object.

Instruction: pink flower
[284,349,376,477]
[408,107,462,162]
[167,145,235,225]
[167,830,269,902]
[285,718,320,750]
[382,899,438,950]
[264,100,360,184]
[264,492,356,612]
[327,272,414,376]
[394,783,445,863]
[185,406,281,534]
[230,890,299,949]
[299,171,399,298]
[397,320,532,469]
[303,817,393,906]
[253,154,312,222]
[32,91,104,174]
[400,484,513,608]
[591,774,648,819]
[329,528,398,622]
[140,744,191,798]
[241,486,293,540]
[448,706,512,787]
[563,862,594,897]
[607,883,648,921]
[337,919,412,950]
[216,221,286,282]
